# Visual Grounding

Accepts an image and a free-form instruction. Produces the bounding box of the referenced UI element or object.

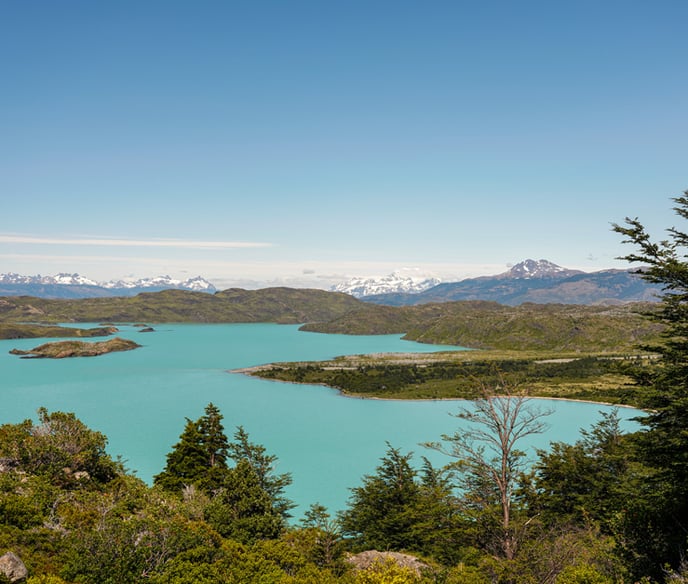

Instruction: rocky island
[9,337,141,359]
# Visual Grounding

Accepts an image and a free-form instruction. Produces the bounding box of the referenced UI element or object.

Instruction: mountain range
[331,269,441,297]
[0,273,216,299]
[355,259,661,306]
[0,259,661,305]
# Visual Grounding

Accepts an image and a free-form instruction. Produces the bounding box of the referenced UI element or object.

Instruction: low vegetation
[9,337,141,359]
[0,392,683,583]
[0,289,664,352]
[0,323,117,340]
[300,301,663,351]
[0,288,362,325]
[249,351,650,406]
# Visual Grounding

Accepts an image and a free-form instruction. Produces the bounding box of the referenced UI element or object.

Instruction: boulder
[0,551,28,582]
[346,550,428,576]
[0,458,18,473]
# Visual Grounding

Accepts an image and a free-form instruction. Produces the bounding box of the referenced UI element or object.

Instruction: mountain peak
[502,259,582,280]
[0,272,217,298]
[332,269,441,298]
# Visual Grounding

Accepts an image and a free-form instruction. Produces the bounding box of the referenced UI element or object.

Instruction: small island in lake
[9,337,141,359]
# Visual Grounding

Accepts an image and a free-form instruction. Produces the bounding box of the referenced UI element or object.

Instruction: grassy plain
[248,350,654,407]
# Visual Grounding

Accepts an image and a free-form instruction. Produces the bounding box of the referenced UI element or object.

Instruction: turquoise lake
[0,324,643,517]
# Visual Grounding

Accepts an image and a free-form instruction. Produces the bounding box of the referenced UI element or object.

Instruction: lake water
[0,323,643,517]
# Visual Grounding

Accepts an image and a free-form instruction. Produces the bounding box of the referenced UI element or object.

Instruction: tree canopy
[154,402,230,493]
[611,191,688,575]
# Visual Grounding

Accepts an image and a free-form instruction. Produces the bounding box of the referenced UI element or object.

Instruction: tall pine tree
[340,444,421,551]
[227,426,293,519]
[154,403,230,493]
[613,191,688,575]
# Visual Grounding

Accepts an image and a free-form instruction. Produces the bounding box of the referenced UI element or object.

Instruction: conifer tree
[154,418,208,492]
[340,444,421,551]
[227,425,293,519]
[198,403,228,469]
[613,191,688,575]
[154,403,230,493]
[341,445,466,563]
[530,410,632,526]
[203,458,283,544]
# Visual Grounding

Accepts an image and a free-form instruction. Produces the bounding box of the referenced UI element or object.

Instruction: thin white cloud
[0,234,272,249]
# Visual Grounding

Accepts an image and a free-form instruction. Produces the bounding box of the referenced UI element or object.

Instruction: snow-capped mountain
[50,273,100,286]
[498,259,582,280]
[0,272,216,298]
[332,270,441,298]
[331,260,573,299]
[359,259,660,306]
[0,272,100,286]
[101,275,215,292]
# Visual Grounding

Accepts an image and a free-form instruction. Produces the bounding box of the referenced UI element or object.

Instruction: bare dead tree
[425,377,552,560]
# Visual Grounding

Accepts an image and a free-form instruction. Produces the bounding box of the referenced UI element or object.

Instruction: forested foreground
[0,389,686,584]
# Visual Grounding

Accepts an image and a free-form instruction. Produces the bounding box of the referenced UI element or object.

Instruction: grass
[0,288,362,325]
[300,301,664,352]
[248,349,655,407]
[0,323,118,340]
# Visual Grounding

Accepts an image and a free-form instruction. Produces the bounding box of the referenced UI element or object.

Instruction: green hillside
[0,290,663,353]
[300,300,663,352]
[0,323,117,340]
[0,288,362,325]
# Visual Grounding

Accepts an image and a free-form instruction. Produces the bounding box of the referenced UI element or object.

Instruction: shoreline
[228,365,646,411]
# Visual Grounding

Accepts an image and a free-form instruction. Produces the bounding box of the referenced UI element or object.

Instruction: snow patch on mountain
[0,272,216,293]
[101,274,215,291]
[332,269,441,298]
[52,273,100,286]
[501,259,583,280]
[0,272,100,286]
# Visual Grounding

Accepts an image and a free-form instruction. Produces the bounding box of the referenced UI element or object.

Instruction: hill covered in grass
[0,323,118,340]
[0,288,362,325]
[0,289,664,353]
[300,300,663,352]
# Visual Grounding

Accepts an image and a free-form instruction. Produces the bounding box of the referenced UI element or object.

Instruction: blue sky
[2,1,686,288]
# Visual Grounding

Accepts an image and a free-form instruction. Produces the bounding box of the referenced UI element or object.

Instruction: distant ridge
[0,287,362,325]
[0,272,216,299]
[358,259,661,306]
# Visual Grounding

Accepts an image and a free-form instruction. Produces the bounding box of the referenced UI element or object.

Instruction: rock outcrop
[0,552,28,582]
[346,550,428,576]
[9,337,141,359]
